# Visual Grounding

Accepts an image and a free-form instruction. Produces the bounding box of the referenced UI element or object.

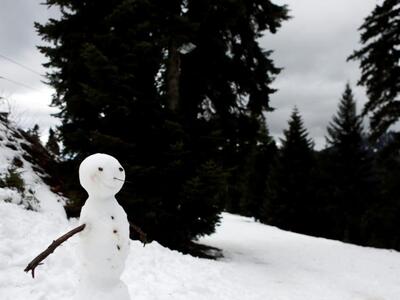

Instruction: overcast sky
[0,0,380,148]
[263,0,380,148]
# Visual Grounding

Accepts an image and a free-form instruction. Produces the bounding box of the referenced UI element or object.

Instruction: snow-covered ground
[1,199,400,300]
[0,119,65,213]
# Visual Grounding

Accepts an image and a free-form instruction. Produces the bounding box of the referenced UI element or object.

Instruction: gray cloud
[0,0,54,78]
[0,0,58,135]
[261,0,379,149]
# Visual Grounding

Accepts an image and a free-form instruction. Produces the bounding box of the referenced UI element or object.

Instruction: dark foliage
[32,0,400,254]
[2,166,25,193]
[26,124,41,144]
[261,86,400,251]
[264,108,317,233]
[321,84,377,243]
[349,0,400,139]
[36,0,288,251]
[46,128,60,156]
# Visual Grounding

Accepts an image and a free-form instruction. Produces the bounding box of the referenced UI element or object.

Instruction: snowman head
[79,153,125,198]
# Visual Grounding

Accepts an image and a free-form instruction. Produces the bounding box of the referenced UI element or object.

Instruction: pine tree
[364,151,400,250]
[179,1,289,117]
[36,0,163,159]
[265,108,316,232]
[46,128,60,156]
[324,84,375,243]
[238,119,277,220]
[35,0,288,250]
[349,0,400,138]
[326,84,364,152]
[27,124,41,143]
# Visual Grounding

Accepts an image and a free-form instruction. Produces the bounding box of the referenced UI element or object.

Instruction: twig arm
[24,224,86,278]
[129,221,148,246]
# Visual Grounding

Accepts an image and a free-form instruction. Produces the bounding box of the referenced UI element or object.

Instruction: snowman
[24,153,132,300]
[74,153,131,300]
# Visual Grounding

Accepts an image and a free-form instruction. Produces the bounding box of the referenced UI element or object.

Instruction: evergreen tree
[349,0,400,138]
[326,84,364,152]
[27,124,41,143]
[324,84,375,243]
[36,0,288,250]
[238,119,277,220]
[46,128,60,156]
[364,151,400,250]
[265,108,316,232]
[179,1,289,118]
[36,0,163,159]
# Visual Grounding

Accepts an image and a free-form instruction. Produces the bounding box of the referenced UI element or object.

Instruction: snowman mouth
[100,178,120,190]
[96,177,125,190]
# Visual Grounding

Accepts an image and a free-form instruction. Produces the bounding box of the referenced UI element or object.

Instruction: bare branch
[24,224,86,278]
[129,221,148,246]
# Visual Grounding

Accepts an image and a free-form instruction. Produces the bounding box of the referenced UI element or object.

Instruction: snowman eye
[119,167,124,172]
[98,167,103,172]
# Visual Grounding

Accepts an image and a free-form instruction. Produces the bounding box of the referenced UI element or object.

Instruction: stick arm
[24,224,86,278]
[129,221,148,246]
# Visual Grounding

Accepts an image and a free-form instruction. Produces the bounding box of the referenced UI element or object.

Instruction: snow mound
[0,119,65,216]
[1,201,400,300]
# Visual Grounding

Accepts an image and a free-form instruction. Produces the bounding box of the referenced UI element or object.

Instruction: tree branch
[129,221,148,246]
[24,224,86,278]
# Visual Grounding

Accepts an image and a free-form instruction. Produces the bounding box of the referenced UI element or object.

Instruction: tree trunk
[166,39,181,112]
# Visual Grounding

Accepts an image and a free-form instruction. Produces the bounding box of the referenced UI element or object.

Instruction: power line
[0,53,43,77]
[0,75,40,92]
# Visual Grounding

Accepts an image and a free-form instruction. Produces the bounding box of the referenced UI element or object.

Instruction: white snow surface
[0,120,65,215]
[1,200,400,300]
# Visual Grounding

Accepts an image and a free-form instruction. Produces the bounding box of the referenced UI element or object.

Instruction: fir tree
[265,108,316,232]
[179,1,289,117]
[46,128,60,156]
[326,84,364,152]
[27,124,41,143]
[349,0,400,138]
[238,119,277,220]
[35,0,288,250]
[364,151,400,250]
[324,84,374,243]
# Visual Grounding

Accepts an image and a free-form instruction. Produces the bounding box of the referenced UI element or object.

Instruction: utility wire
[0,75,40,92]
[0,53,43,77]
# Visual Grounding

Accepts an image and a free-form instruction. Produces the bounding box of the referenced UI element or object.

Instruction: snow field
[1,202,400,300]
[201,214,400,300]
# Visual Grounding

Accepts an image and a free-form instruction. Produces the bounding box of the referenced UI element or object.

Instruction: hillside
[0,117,64,214]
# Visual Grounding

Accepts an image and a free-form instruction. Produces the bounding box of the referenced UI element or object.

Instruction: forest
[32,0,400,254]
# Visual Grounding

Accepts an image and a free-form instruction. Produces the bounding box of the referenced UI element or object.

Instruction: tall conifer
[325,84,373,242]
[265,108,315,232]
[349,0,400,138]
[36,0,288,250]
[46,128,60,156]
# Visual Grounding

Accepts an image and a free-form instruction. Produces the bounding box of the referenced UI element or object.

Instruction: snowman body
[78,197,130,281]
[74,153,131,300]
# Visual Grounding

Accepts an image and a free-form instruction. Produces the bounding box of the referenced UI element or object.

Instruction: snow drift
[1,201,400,300]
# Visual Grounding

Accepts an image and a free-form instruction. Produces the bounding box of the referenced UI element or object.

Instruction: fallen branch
[129,221,148,246]
[24,224,86,278]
